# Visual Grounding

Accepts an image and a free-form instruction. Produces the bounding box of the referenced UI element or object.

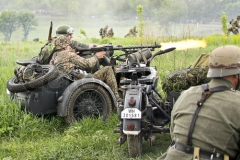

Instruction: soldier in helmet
[37,24,104,73]
[228,15,240,35]
[50,35,121,103]
[55,25,97,49]
[158,45,240,160]
[107,28,114,38]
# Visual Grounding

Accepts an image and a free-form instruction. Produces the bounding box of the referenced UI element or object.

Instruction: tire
[7,65,58,92]
[127,135,142,158]
[64,83,112,125]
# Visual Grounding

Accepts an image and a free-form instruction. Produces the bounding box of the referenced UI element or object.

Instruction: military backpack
[37,42,55,64]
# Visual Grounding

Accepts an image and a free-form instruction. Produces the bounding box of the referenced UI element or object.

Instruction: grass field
[1,19,240,159]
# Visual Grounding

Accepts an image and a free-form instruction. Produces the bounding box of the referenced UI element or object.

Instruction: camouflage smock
[50,50,120,100]
[158,78,240,160]
[50,50,98,77]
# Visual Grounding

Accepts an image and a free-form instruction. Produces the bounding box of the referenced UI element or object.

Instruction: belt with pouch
[174,142,234,160]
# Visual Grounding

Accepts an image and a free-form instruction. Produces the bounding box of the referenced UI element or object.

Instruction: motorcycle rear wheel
[64,83,112,125]
[127,135,142,158]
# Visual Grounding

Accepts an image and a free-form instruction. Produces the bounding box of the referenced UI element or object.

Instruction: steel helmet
[207,45,240,78]
[237,15,240,20]
[55,25,74,36]
[54,35,70,50]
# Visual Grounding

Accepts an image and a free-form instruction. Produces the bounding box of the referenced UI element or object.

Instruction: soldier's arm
[69,52,98,69]
[70,40,89,49]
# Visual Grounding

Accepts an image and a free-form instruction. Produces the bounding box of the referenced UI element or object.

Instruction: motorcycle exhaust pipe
[152,126,170,133]
[117,104,124,121]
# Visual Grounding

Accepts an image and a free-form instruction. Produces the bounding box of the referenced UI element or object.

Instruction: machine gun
[74,43,161,57]
[74,43,161,65]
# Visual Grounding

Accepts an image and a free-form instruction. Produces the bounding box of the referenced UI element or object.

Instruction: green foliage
[136,5,144,38]
[90,37,101,44]
[1,0,240,27]
[0,11,20,41]
[18,10,38,41]
[0,10,38,42]
[220,12,228,35]
[79,29,87,38]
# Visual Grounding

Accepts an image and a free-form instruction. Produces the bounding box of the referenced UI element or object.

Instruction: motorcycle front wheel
[127,135,142,158]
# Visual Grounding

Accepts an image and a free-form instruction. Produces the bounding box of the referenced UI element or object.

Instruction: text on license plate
[121,108,141,119]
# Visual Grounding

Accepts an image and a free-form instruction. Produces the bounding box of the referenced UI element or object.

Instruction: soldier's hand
[95,51,106,59]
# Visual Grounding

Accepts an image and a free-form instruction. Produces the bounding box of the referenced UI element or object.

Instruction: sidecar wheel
[65,83,112,125]
[7,65,58,92]
[127,135,142,158]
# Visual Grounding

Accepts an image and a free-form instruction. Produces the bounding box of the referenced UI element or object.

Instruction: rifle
[48,21,53,42]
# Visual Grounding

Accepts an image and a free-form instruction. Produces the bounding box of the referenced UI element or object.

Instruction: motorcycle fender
[57,77,117,117]
[122,88,142,135]
[123,119,141,135]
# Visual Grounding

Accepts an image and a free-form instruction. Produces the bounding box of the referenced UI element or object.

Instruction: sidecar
[6,58,117,124]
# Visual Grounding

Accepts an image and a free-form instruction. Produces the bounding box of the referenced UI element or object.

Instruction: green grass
[1,34,240,159]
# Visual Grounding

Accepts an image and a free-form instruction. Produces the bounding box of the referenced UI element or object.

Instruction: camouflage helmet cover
[207,45,240,78]
[56,25,74,36]
[237,15,240,20]
[54,35,70,50]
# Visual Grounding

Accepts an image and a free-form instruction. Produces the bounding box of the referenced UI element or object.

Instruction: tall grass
[1,35,240,159]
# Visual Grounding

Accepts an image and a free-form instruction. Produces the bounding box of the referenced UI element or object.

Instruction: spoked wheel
[127,135,142,158]
[65,83,112,125]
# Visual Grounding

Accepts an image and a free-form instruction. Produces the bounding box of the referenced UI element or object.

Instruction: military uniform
[228,16,240,34]
[230,19,239,30]
[158,78,240,160]
[107,28,114,38]
[125,26,138,37]
[50,47,120,101]
[70,40,89,49]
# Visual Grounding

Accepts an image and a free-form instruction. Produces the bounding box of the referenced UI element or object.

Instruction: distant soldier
[228,15,240,34]
[103,25,108,38]
[125,26,138,37]
[107,28,114,38]
[132,26,138,36]
[99,25,108,39]
[99,28,104,39]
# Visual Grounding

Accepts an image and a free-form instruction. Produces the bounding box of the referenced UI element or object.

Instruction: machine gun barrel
[74,44,161,55]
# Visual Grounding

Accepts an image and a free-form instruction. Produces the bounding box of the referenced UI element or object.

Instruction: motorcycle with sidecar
[6,44,164,126]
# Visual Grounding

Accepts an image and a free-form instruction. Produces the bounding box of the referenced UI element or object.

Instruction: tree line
[0,10,38,41]
[1,0,240,24]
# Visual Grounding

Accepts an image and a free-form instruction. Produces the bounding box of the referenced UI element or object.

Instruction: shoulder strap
[187,84,230,146]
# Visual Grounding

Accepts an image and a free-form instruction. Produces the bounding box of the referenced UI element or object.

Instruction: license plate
[121,108,141,119]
